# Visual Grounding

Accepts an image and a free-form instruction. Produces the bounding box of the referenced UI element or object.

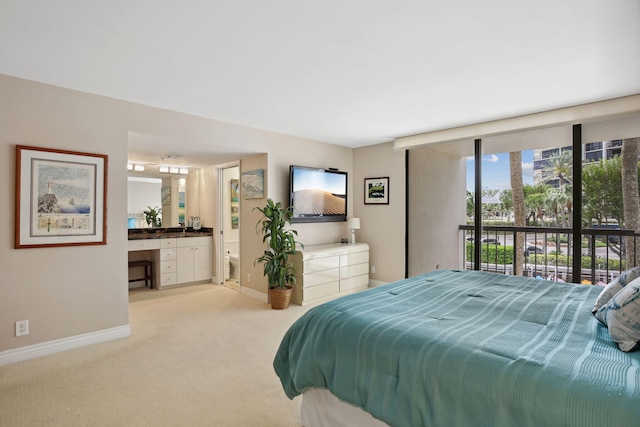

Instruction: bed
[273,269,640,427]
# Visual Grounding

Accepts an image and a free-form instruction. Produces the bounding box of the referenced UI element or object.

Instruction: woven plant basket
[269,286,293,310]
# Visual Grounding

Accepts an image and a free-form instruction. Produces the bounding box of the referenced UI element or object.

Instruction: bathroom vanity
[128,228,213,289]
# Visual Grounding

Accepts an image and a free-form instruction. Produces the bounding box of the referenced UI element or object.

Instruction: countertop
[128,227,214,240]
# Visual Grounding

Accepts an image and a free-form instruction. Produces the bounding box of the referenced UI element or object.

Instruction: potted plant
[255,199,302,309]
[143,205,162,227]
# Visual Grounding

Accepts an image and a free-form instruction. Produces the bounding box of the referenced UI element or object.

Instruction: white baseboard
[0,324,131,367]
[369,279,389,288]
[240,286,268,303]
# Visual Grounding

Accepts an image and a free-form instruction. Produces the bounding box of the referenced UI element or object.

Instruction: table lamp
[347,217,360,245]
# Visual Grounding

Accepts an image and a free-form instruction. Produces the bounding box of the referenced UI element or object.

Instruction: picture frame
[241,168,264,199]
[161,186,171,204]
[15,145,108,249]
[230,179,239,203]
[364,177,389,205]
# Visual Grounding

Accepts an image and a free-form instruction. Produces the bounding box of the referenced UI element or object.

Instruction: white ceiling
[1,1,639,164]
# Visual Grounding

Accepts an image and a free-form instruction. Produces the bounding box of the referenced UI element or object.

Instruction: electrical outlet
[370,266,376,274]
[247,273,251,282]
[16,320,29,337]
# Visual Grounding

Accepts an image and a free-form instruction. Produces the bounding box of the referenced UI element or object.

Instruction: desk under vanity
[127,228,213,289]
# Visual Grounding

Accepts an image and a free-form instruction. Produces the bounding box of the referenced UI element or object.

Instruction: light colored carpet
[0,284,311,426]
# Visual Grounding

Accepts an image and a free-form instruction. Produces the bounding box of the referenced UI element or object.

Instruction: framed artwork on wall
[15,145,108,248]
[241,168,264,199]
[230,179,239,229]
[364,177,389,205]
[230,179,239,203]
[161,186,171,204]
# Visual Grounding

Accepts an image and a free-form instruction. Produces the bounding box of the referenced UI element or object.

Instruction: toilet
[225,240,239,280]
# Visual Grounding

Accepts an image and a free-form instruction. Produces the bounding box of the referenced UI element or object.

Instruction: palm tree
[621,138,640,267]
[523,184,547,226]
[466,191,475,221]
[542,149,573,188]
[542,150,573,227]
[544,188,564,226]
[510,152,525,275]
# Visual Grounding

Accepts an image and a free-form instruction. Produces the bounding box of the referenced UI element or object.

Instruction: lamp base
[351,228,356,245]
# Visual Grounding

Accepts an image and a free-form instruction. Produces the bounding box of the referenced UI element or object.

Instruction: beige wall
[0,74,369,355]
[353,142,407,283]
[407,146,466,276]
[238,154,269,295]
[1,76,130,353]
[265,135,355,246]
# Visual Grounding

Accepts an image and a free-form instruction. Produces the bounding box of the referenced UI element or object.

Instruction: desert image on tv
[292,189,345,216]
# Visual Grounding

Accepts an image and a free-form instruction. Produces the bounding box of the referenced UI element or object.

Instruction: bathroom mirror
[127,169,191,228]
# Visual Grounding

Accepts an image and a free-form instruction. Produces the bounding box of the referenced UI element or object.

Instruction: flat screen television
[289,165,347,223]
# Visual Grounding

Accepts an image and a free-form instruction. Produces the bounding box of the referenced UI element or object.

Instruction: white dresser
[292,242,369,306]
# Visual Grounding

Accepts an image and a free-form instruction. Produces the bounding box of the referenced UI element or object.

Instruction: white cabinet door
[177,241,212,284]
[177,247,195,283]
[193,244,212,281]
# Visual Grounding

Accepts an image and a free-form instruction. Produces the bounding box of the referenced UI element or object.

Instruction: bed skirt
[301,388,390,427]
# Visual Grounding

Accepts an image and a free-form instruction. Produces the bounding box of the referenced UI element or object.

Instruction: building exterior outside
[533,140,623,187]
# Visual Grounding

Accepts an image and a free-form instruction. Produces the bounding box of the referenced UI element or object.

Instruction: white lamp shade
[347,218,360,230]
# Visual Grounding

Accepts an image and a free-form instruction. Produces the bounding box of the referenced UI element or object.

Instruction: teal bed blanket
[274,269,640,427]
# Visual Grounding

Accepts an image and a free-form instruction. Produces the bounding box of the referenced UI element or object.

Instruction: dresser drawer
[304,268,339,287]
[128,239,160,251]
[160,238,177,249]
[304,256,340,274]
[160,248,176,261]
[340,263,369,280]
[177,236,211,247]
[304,280,340,301]
[341,274,369,292]
[159,273,177,287]
[160,260,176,274]
[340,251,369,266]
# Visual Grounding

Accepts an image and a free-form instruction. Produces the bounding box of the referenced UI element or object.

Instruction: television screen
[290,165,347,222]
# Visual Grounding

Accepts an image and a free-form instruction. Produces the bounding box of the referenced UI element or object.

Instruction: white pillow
[593,276,640,352]
[592,266,640,314]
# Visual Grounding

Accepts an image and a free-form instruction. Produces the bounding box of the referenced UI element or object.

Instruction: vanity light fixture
[158,164,189,174]
[127,164,134,171]
[134,164,145,172]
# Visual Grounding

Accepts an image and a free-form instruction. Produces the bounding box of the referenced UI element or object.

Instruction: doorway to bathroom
[219,163,240,291]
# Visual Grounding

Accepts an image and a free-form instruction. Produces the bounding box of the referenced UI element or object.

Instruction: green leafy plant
[254,199,302,289]
[143,205,162,227]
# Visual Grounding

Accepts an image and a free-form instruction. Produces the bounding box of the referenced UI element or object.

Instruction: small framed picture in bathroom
[230,179,239,203]
[161,186,171,204]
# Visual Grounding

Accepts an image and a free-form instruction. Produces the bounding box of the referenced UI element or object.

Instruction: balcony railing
[459,225,640,284]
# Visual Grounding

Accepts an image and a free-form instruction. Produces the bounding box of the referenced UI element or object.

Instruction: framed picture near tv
[364,177,389,205]
[289,165,347,223]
